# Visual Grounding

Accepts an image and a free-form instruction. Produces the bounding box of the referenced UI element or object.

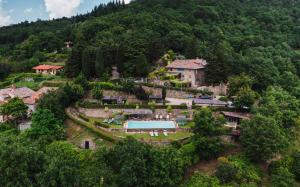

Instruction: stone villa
[166,58,207,87]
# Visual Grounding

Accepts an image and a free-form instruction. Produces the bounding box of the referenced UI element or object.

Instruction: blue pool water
[126,121,176,129]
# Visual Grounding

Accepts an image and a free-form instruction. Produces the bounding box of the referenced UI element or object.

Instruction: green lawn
[180,121,195,129]
[64,119,114,148]
[114,131,193,141]
[15,81,41,90]
[1,73,66,90]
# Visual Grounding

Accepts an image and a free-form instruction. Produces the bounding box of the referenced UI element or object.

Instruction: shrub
[166,105,173,113]
[215,156,261,185]
[90,81,122,90]
[94,121,109,128]
[79,114,89,122]
[271,167,295,187]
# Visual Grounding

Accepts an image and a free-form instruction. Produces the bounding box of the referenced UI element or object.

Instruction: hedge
[77,101,188,109]
[41,81,66,87]
[139,82,213,95]
[94,121,109,128]
[78,113,90,122]
[89,81,123,91]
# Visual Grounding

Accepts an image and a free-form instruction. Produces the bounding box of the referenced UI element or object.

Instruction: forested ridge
[0,0,300,91]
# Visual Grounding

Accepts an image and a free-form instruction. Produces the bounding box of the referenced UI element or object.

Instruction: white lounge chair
[160,115,163,120]
[155,114,159,120]
[163,130,168,137]
[166,115,170,120]
[154,131,159,136]
[149,132,154,137]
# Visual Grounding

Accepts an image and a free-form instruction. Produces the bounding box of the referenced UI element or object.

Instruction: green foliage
[184,172,220,187]
[192,108,223,137]
[37,83,84,120]
[166,105,173,113]
[192,108,224,159]
[106,137,186,187]
[235,86,259,109]
[82,47,96,78]
[27,109,65,142]
[292,151,300,181]
[228,73,254,96]
[241,115,289,161]
[65,46,82,78]
[255,86,300,132]
[135,53,151,77]
[94,121,109,128]
[0,97,28,121]
[91,86,103,101]
[215,156,261,186]
[95,48,106,78]
[39,141,82,187]
[0,134,45,186]
[271,167,295,187]
[74,72,89,90]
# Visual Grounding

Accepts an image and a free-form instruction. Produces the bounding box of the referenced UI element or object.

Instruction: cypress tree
[81,47,96,78]
[65,46,82,78]
[95,48,105,78]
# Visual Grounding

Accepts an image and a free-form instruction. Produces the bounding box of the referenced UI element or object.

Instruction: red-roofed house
[33,65,64,75]
[166,58,207,87]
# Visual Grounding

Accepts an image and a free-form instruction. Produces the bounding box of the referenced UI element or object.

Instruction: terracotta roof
[221,111,251,120]
[32,65,64,70]
[0,86,37,105]
[166,59,207,70]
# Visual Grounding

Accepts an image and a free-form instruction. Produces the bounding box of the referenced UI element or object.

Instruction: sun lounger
[155,114,159,120]
[154,131,159,136]
[160,115,163,120]
[149,132,154,137]
[107,119,114,124]
[163,131,168,136]
[166,115,170,120]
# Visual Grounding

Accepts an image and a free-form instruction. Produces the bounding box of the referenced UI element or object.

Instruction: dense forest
[1,0,300,186]
[0,0,300,91]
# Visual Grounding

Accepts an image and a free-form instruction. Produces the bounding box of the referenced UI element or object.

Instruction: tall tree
[65,46,83,78]
[26,109,64,142]
[95,48,106,78]
[82,47,96,78]
[0,134,45,187]
[39,141,82,187]
[135,53,151,78]
[192,108,225,159]
[241,115,289,161]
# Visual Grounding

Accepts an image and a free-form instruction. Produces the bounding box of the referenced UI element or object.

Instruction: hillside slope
[0,0,300,92]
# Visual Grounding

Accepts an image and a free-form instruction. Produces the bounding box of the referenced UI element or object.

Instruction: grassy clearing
[114,131,193,141]
[180,121,195,129]
[1,73,65,90]
[64,119,114,148]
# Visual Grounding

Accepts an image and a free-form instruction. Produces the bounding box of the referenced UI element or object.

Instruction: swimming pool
[126,121,176,129]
